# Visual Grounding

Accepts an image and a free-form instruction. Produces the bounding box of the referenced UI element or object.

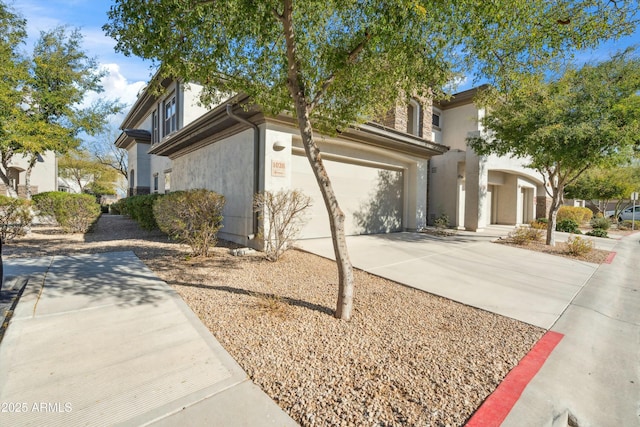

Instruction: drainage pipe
[225,104,260,242]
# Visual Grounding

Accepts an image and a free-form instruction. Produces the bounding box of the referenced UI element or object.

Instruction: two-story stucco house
[429,87,548,231]
[0,152,57,198]
[116,76,448,248]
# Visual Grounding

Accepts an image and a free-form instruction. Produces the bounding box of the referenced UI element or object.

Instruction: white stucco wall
[171,129,255,246]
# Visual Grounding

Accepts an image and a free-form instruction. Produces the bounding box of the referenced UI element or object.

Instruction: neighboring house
[115,76,448,248]
[0,151,57,198]
[429,87,548,231]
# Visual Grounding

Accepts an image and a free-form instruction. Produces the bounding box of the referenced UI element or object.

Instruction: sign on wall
[271,159,286,177]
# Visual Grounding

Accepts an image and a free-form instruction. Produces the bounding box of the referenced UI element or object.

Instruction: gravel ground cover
[5,215,545,426]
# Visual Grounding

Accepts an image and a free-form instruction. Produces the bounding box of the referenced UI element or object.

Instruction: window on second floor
[163,94,177,136]
[152,110,159,143]
[432,111,441,129]
[407,99,421,136]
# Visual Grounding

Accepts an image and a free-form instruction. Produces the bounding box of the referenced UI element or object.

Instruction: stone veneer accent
[380,99,433,140]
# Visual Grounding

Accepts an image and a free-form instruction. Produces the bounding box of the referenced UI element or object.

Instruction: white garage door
[292,154,404,239]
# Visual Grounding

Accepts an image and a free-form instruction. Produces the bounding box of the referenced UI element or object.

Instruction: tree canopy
[0,2,122,197]
[470,50,640,245]
[105,0,638,319]
[58,149,120,196]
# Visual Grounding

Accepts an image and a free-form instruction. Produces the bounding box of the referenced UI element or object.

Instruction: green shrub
[556,218,581,234]
[0,196,32,242]
[508,226,543,245]
[557,206,592,224]
[153,189,225,257]
[565,235,594,256]
[32,192,100,233]
[121,194,163,230]
[585,229,608,238]
[109,199,125,215]
[434,213,450,229]
[590,216,610,231]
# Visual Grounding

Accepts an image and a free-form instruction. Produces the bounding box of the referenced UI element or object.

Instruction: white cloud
[81,63,146,131]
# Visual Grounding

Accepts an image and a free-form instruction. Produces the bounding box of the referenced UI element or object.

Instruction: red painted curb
[465,331,564,427]
[604,252,616,264]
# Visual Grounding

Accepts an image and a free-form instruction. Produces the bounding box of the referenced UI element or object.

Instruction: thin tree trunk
[546,184,564,246]
[25,154,38,200]
[279,0,355,320]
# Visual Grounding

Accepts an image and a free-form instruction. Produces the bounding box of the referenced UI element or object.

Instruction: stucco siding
[171,129,255,245]
[441,103,479,151]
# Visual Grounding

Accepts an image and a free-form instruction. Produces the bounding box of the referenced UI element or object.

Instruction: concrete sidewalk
[501,231,640,427]
[0,251,297,427]
[298,227,612,329]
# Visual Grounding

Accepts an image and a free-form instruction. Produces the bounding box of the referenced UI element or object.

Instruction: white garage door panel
[292,154,403,239]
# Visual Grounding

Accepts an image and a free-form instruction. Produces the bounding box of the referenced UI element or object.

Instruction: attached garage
[292,152,404,239]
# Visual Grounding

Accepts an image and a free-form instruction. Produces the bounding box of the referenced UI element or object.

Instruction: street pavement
[0,251,297,427]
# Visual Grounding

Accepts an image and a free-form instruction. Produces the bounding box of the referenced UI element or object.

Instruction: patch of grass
[250,293,291,319]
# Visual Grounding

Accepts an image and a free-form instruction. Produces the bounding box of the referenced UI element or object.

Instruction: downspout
[225,104,260,242]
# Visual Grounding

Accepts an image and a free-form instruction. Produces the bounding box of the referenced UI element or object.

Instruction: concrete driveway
[298,227,604,329]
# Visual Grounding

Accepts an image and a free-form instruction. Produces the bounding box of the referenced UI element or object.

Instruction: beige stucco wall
[7,151,57,194]
[441,103,480,150]
[171,129,255,246]
[181,83,210,127]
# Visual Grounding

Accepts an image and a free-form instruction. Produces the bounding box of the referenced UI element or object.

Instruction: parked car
[616,206,640,222]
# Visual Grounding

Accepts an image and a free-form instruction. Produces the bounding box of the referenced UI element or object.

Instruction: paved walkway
[501,231,640,427]
[0,251,296,426]
[298,226,617,329]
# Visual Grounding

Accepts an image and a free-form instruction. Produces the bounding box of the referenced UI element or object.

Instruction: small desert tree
[470,51,640,246]
[106,0,636,319]
[254,190,312,261]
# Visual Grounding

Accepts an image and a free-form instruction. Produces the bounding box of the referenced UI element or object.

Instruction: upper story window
[407,99,421,136]
[432,110,441,129]
[152,110,159,143]
[163,94,177,136]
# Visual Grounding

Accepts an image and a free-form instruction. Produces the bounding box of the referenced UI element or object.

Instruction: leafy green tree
[58,149,119,196]
[17,26,123,198]
[470,51,640,246]
[565,166,640,217]
[0,2,29,194]
[105,0,636,319]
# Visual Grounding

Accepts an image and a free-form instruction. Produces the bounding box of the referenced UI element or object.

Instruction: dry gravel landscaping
[4,215,551,426]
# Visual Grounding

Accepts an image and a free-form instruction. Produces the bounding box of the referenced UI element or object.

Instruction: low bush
[556,218,581,234]
[508,226,543,245]
[0,196,32,242]
[618,220,639,230]
[153,189,225,257]
[32,192,100,233]
[590,216,611,231]
[557,206,592,224]
[121,194,163,230]
[254,190,312,261]
[565,235,594,256]
[585,229,608,238]
[109,199,125,215]
[529,219,548,230]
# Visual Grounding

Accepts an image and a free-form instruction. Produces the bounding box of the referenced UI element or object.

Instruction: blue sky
[9,0,640,111]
